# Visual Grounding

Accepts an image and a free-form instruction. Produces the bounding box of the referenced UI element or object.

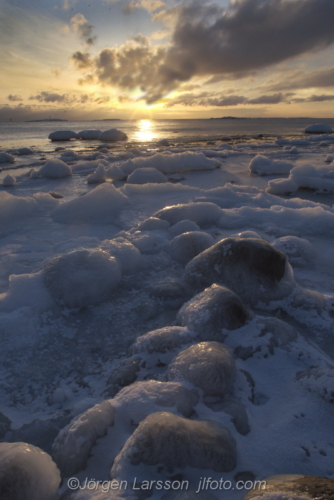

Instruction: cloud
[74,0,334,103]
[71,51,94,69]
[28,91,110,105]
[291,94,334,103]
[166,91,291,107]
[70,13,96,45]
[265,66,334,91]
[7,94,23,102]
[62,0,78,10]
[124,0,165,14]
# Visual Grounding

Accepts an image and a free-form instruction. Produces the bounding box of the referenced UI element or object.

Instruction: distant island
[100,118,122,121]
[25,118,68,122]
[210,116,245,120]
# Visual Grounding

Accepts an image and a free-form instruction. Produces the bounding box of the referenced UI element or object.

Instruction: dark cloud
[291,94,334,103]
[7,94,23,102]
[29,92,66,103]
[76,0,334,103]
[71,51,94,69]
[71,13,96,45]
[166,91,291,107]
[265,66,334,91]
[28,91,110,105]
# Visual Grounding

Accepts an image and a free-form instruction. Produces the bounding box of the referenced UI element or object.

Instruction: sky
[1,0,334,121]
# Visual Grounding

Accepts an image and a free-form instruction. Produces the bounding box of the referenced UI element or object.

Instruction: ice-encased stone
[272,236,315,267]
[169,220,200,236]
[131,326,195,355]
[184,237,294,305]
[267,178,298,195]
[99,129,128,142]
[52,400,115,476]
[305,123,332,134]
[0,442,61,500]
[105,358,142,397]
[44,249,121,309]
[154,202,222,227]
[87,164,107,184]
[177,284,250,341]
[77,129,102,140]
[137,217,170,231]
[0,152,15,163]
[111,412,237,475]
[48,130,78,141]
[168,341,236,398]
[2,174,16,187]
[249,155,293,175]
[166,231,215,265]
[101,237,143,275]
[127,167,168,184]
[39,159,72,179]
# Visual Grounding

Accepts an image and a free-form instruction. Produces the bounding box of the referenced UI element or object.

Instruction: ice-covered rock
[137,217,170,231]
[99,129,128,142]
[155,202,222,227]
[131,326,195,355]
[52,183,129,225]
[0,442,60,500]
[305,123,332,134]
[0,152,15,163]
[111,412,237,476]
[105,358,141,397]
[177,284,250,341]
[166,231,215,265]
[48,130,78,141]
[249,155,293,176]
[101,237,143,274]
[169,220,200,236]
[53,400,115,476]
[267,178,298,194]
[6,147,33,155]
[44,249,122,309]
[184,238,295,305]
[325,154,334,163]
[87,164,107,184]
[38,159,72,179]
[113,381,199,422]
[127,167,168,184]
[272,236,315,267]
[77,129,102,140]
[168,341,236,398]
[290,146,299,154]
[121,152,220,176]
[0,192,38,228]
[2,174,16,187]
[290,163,334,192]
[106,164,127,181]
[157,139,170,146]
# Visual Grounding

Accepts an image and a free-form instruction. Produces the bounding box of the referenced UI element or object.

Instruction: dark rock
[166,231,215,266]
[104,358,141,397]
[0,412,11,439]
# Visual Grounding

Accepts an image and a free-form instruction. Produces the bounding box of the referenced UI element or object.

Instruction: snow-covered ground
[0,131,334,500]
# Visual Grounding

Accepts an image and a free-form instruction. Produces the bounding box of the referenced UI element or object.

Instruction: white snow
[289,163,334,192]
[127,167,168,184]
[2,174,16,187]
[0,442,61,500]
[38,159,72,179]
[249,155,294,176]
[52,183,129,224]
[78,129,102,140]
[155,202,222,227]
[0,152,15,163]
[87,164,107,184]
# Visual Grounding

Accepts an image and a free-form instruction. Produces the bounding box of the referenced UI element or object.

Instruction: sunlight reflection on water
[134,120,157,142]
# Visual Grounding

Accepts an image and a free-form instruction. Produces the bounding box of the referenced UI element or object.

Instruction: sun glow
[134,119,156,142]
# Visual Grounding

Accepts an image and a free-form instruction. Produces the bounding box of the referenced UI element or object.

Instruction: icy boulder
[48,130,78,141]
[177,284,250,341]
[53,400,115,476]
[113,381,199,422]
[87,164,107,184]
[44,249,121,309]
[0,442,60,500]
[127,167,168,184]
[106,164,127,181]
[169,220,200,236]
[290,163,334,192]
[0,152,15,163]
[184,237,295,305]
[305,123,332,134]
[111,412,237,476]
[101,237,143,274]
[249,155,293,176]
[99,129,128,142]
[38,159,72,179]
[137,217,170,231]
[267,178,298,195]
[325,154,334,163]
[77,129,102,140]
[52,183,129,224]
[2,174,16,187]
[272,236,315,267]
[121,152,220,176]
[154,202,222,227]
[131,326,195,355]
[166,231,215,265]
[168,342,236,398]
[0,192,38,228]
